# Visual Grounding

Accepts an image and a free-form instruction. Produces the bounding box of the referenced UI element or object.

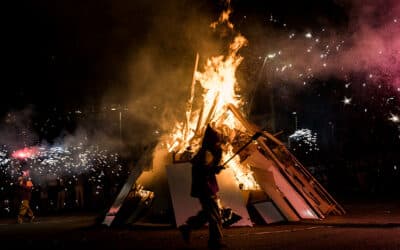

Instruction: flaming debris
[210,0,234,30]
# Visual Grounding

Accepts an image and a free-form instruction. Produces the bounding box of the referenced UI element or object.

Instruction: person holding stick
[179,124,227,249]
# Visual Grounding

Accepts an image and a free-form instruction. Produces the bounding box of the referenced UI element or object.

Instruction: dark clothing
[190,147,222,198]
[190,124,223,198]
[186,196,223,243]
[183,125,225,247]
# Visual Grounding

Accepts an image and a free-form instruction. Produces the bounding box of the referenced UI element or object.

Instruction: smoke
[249,0,400,90]
[0,106,39,150]
[108,0,226,146]
[7,0,399,158]
[1,1,227,166]
[338,0,400,87]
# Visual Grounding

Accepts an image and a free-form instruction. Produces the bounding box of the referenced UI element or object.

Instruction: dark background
[1,0,399,199]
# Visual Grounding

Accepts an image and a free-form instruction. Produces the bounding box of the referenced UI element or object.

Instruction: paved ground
[1,201,400,249]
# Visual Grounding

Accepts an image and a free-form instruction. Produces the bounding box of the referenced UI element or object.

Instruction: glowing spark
[289,129,319,152]
[267,53,276,59]
[386,97,395,103]
[389,114,399,123]
[343,97,352,105]
[305,32,312,38]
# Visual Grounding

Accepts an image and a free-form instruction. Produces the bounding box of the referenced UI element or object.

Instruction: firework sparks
[389,113,399,123]
[343,97,352,105]
[0,143,128,207]
[289,129,320,153]
[11,147,39,160]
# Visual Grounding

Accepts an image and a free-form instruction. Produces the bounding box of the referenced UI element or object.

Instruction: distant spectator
[56,178,66,211]
[74,174,85,209]
[17,169,35,224]
[46,175,58,212]
[39,184,49,215]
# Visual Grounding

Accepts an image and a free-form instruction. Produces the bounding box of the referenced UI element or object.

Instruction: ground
[1,201,400,250]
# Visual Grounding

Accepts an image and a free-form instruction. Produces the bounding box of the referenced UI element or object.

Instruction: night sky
[4,0,214,111]
[3,1,348,109]
[0,0,398,204]
[2,0,400,163]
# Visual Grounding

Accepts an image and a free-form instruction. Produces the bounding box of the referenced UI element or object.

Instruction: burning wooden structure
[103,35,345,227]
[168,103,344,224]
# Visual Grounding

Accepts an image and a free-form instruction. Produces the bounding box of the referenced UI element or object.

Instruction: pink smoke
[339,0,400,88]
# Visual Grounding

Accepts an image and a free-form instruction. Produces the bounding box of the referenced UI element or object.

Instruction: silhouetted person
[179,125,226,249]
[46,175,58,212]
[74,174,85,209]
[39,184,49,215]
[56,178,66,211]
[17,169,35,224]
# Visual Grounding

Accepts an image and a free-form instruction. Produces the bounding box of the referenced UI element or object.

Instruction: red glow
[11,147,39,160]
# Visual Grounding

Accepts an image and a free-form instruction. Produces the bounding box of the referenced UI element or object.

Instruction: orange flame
[167,34,247,153]
[166,0,259,190]
[166,34,259,190]
[210,0,234,30]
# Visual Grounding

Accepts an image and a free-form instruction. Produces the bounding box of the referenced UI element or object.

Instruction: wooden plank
[166,163,252,227]
[253,202,285,224]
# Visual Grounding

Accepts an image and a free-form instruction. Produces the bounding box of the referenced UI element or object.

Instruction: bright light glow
[389,114,399,123]
[289,129,319,152]
[168,34,248,153]
[343,97,352,105]
[166,32,259,189]
[11,147,39,160]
